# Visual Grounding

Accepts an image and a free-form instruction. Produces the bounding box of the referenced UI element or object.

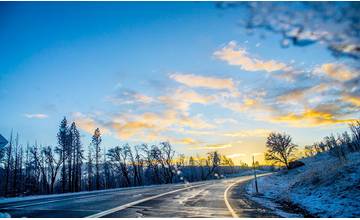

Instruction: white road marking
[4,193,115,209]
[224,179,242,218]
[85,183,210,218]
[224,173,273,218]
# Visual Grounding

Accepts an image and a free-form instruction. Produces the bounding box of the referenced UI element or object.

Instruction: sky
[0,2,359,164]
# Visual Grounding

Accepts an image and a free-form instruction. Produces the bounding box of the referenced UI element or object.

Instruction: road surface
[0,175,278,218]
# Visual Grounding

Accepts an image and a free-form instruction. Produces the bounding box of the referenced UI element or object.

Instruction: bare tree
[128,145,143,186]
[265,132,297,169]
[4,131,13,196]
[205,151,221,179]
[159,142,175,184]
[43,146,63,193]
[107,145,131,187]
[349,120,360,151]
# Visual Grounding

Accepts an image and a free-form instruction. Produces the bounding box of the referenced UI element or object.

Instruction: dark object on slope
[288,160,305,169]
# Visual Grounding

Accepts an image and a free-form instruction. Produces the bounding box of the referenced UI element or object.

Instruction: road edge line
[224,180,240,218]
[85,183,210,218]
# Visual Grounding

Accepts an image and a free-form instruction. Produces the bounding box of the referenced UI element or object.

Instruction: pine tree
[69,122,83,192]
[91,128,102,190]
[57,117,69,193]
[87,144,93,191]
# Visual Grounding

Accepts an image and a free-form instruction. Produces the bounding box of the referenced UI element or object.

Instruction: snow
[247,152,360,217]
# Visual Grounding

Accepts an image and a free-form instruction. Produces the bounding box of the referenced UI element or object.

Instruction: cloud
[214,118,238,125]
[341,94,360,107]
[276,83,331,106]
[224,129,271,138]
[315,63,358,81]
[214,41,288,73]
[169,73,237,92]
[106,89,154,105]
[72,112,110,135]
[24,113,48,119]
[271,107,355,127]
[227,153,246,158]
[74,109,214,142]
[189,143,234,150]
[159,88,214,113]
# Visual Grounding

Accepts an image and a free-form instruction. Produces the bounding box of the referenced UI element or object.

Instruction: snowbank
[247,152,360,217]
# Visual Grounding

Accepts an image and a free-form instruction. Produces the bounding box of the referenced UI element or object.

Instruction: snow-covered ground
[247,152,360,217]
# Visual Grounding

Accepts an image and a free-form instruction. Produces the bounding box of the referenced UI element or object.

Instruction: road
[0,174,278,218]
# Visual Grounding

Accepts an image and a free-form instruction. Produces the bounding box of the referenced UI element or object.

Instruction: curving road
[0,174,278,218]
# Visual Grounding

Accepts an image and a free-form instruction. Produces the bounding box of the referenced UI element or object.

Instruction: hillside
[247,152,360,217]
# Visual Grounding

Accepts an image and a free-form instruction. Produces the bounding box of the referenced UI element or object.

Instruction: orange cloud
[316,63,358,81]
[72,112,110,135]
[214,41,288,73]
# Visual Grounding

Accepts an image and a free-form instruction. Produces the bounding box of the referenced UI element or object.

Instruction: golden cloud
[74,108,214,142]
[189,143,233,150]
[341,94,360,107]
[316,63,358,81]
[272,108,355,127]
[214,41,288,73]
[226,153,246,158]
[72,112,110,135]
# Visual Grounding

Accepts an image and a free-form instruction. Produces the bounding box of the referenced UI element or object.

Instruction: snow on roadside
[247,152,360,217]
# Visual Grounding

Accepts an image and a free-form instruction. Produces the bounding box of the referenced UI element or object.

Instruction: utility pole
[252,155,259,194]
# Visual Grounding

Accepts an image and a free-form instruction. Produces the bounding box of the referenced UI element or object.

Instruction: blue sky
[1,2,359,164]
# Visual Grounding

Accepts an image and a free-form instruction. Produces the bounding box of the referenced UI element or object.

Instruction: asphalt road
[0,174,278,218]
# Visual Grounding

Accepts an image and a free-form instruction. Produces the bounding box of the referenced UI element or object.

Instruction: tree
[265,132,297,169]
[69,122,83,192]
[205,151,221,179]
[43,146,63,193]
[4,131,13,196]
[128,145,143,186]
[87,144,93,191]
[91,128,102,190]
[107,145,131,187]
[57,117,69,193]
[159,142,175,184]
[349,120,360,151]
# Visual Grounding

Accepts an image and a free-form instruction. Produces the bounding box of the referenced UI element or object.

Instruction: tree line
[264,120,360,168]
[0,117,244,197]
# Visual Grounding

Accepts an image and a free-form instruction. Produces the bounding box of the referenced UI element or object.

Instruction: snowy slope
[247,152,360,217]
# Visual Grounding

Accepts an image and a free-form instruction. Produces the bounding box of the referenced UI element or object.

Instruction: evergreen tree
[91,128,102,190]
[57,117,69,193]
